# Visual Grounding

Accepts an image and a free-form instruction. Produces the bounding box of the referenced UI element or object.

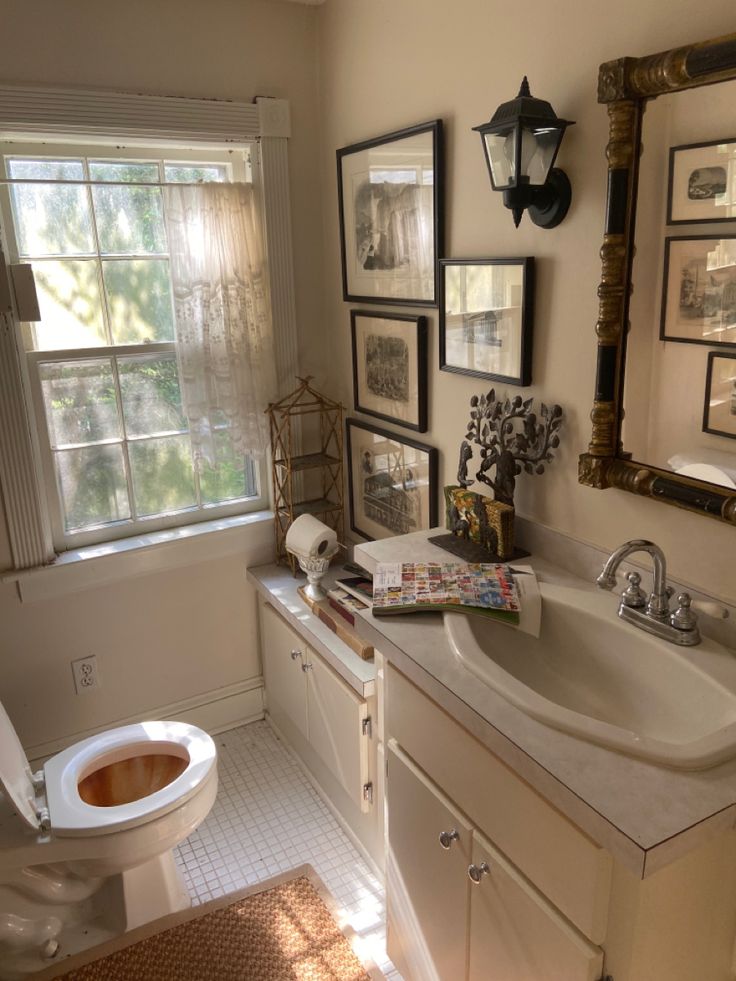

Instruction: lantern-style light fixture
[473,77,575,229]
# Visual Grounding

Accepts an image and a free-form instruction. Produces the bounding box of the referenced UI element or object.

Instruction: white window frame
[0,141,269,550]
[0,86,298,569]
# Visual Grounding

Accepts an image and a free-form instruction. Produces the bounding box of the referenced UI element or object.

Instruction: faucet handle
[670,593,699,632]
[621,571,646,609]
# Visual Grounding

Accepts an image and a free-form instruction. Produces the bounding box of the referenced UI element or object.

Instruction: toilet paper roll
[285,514,338,558]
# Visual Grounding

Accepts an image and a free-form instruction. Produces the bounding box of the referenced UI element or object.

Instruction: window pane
[10,182,94,257]
[129,435,196,516]
[89,160,159,183]
[31,259,107,349]
[92,185,166,254]
[7,158,84,181]
[118,355,187,436]
[56,443,130,531]
[102,259,174,344]
[40,359,120,447]
[164,163,227,183]
[200,431,256,504]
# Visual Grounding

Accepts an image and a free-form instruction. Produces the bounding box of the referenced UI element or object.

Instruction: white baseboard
[27,677,265,768]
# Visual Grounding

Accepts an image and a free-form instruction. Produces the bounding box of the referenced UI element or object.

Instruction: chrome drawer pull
[468,862,490,883]
[301,662,313,672]
[290,649,302,660]
[438,829,460,850]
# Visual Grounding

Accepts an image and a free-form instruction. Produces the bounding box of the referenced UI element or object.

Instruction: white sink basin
[444,580,736,769]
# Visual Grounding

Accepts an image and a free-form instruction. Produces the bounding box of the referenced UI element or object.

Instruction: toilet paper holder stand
[291,546,340,602]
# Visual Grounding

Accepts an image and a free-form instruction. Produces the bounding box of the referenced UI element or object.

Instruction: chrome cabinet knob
[301,662,313,672]
[290,649,302,660]
[438,829,459,850]
[468,862,490,884]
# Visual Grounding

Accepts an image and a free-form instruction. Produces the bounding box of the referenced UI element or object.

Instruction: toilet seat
[44,721,217,838]
[0,699,216,840]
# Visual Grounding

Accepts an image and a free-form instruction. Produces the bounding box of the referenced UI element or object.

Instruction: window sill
[2,510,275,603]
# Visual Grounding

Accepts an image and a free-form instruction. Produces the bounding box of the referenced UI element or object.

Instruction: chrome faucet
[596,539,700,646]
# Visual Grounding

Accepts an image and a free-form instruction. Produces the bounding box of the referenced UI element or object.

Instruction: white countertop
[353,529,736,879]
[247,563,376,697]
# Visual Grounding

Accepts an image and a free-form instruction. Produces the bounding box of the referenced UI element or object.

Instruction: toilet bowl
[0,702,217,978]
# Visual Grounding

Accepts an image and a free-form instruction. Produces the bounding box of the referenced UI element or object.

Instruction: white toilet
[0,701,217,978]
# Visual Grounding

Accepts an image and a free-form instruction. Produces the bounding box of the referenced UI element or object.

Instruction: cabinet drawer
[387,664,611,943]
[468,829,603,981]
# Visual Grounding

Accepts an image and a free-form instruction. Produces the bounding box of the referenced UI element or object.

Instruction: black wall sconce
[473,78,575,229]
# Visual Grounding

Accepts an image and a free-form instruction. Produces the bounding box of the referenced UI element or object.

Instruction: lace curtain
[163,182,276,470]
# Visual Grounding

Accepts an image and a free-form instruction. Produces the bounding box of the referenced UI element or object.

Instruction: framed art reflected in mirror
[668,139,736,224]
[703,352,736,441]
[660,236,736,346]
[351,310,427,432]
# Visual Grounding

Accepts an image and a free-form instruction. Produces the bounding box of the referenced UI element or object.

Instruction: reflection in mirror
[623,79,736,491]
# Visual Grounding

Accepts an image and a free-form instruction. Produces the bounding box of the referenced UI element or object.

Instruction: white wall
[313,0,736,605]
[3,0,736,756]
[0,0,322,750]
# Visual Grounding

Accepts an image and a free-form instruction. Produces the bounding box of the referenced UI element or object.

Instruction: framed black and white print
[351,310,427,432]
[660,236,736,346]
[439,258,534,385]
[337,120,443,306]
[668,139,736,224]
[346,418,437,541]
[703,351,736,440]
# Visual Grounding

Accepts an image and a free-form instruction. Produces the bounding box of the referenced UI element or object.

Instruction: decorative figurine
[458,390,563,507]
[432,389,563,562]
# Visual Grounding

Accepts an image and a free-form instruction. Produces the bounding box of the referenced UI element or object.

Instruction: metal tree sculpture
[457,389,563,506]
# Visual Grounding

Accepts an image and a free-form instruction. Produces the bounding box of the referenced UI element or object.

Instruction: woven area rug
[37,865,383,981]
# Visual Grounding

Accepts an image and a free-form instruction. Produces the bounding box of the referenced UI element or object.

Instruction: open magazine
[371,562,542,637]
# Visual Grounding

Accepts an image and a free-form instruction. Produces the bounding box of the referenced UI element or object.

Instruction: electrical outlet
[71,655,99,694]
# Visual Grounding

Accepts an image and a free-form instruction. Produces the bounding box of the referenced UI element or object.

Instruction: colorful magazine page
[371,562,520,624]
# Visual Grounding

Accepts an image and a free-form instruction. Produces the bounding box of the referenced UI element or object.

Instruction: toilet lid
[0,701,40,831]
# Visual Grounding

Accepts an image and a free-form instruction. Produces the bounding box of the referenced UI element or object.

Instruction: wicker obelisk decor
[266,377,344,572]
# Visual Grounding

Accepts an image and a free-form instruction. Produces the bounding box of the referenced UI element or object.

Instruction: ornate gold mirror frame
[579,31,736,525]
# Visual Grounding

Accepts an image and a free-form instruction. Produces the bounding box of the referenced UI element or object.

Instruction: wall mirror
[579,31,736,525]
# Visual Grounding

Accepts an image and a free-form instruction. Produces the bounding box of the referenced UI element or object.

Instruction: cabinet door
[387,742,472,981]
[260,603,308,740]
[306,651,370,810]
[468,830,603,981]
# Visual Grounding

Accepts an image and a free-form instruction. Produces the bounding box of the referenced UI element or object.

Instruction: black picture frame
[346,417,438,541]
[337,120,443,307]
[660,236,736,347]
[439,257,535,385]
[351,310,428,432]
[703,350,736,440]
[667,138,736,225]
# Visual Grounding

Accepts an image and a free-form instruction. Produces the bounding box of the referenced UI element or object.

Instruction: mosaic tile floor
[174,720,398,979]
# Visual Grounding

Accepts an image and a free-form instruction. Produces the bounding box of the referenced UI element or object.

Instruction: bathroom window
[0,142,269,549]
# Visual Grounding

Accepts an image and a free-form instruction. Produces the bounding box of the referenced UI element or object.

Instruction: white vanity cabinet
[258,599,381,864]
[385,663,736,981]
[387,743,603,981]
